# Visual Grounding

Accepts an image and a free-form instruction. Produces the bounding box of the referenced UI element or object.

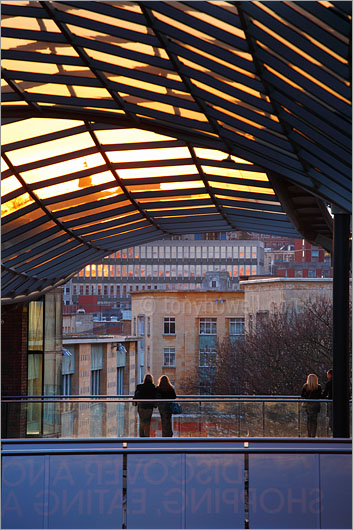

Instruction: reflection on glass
[28,301,43,351]
[27,354,43,435]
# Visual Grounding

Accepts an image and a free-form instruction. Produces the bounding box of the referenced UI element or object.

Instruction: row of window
[78,263,258,279]
[162,347,217,368]
[62,366,124,397]
[71,274,253,297]
[162,317,244,336]
[104,245,259,260]
[133,317,245,337]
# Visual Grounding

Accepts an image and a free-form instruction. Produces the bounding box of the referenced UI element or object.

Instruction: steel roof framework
[1,1,351,303]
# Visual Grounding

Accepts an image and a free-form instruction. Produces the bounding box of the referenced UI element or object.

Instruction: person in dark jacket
[301,373,322,437]
[156,375,176,437]
[322,369,333,432]
[134,374,156,437]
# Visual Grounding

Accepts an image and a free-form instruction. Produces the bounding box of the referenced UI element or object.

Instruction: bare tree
[180,296,349,396]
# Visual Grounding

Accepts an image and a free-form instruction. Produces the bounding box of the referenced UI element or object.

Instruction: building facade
[130,274,245,394]
[130,276,334,393]
[2,289,63,437]
[240,278,333,332]
[61,334,139,438]
[64,238,264,314]
[265,239,332,278]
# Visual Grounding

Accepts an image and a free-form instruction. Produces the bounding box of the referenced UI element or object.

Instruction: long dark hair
[144,373,154,384]
[157,375,174,391]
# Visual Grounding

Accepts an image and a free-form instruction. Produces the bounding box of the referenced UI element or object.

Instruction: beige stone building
[131,287,245,393]
[61,335,140,437]
[131,277,334,393]
[240,278,333,331]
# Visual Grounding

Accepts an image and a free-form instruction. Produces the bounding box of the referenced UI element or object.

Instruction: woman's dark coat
[133,382,156,409]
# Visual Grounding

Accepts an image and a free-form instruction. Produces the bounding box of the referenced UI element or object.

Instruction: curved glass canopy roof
[1,1,351,304]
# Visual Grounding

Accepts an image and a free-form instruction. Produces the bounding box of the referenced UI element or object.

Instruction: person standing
[322,369,333,433]
[156,375,176,437]
[301,373,322,437]
[133,374,156,437]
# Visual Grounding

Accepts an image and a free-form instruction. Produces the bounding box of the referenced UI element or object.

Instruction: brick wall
[1,303,28,436]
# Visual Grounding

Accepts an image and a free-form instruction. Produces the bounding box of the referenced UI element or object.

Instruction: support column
[332,209,351,438]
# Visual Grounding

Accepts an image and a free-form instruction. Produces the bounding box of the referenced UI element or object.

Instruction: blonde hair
[157,374,174,391]
[305,373,319,391]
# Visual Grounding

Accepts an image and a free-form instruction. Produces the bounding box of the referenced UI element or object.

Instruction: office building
[63,238,264,313]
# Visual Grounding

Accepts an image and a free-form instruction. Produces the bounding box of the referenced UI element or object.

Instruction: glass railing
[3,396,348,439]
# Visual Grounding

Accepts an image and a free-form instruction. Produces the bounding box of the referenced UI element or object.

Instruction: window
[229,318,245,337]
[28,301,44,351]
[147,317,151,336]
[256,310,269,328]
[137,317,145,335]
[163,348,176,367]
[249,314,254,334]
[62,374,72,395]
[62,346,75,386]
[91,344,103,395]
[199,318,217,335]
[91,370,101,395]
[199,347,217,367]
[163,317,175,334]
[117,367,124,394]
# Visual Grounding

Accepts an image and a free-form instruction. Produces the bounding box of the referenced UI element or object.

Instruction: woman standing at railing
[301,373,322,437]
[156,375,176,437]
[133,374,156,437]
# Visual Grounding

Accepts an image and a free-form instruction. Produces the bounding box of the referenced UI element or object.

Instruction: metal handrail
[1,395,337,402]
[2,446,350,456]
